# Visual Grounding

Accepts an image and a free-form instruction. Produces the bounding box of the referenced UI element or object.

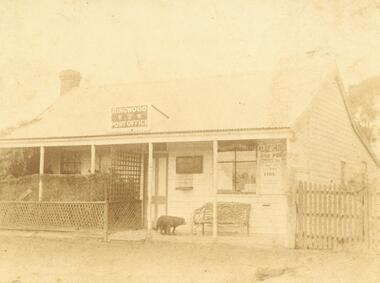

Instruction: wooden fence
[0,201,105,231]
[295,181,380,250]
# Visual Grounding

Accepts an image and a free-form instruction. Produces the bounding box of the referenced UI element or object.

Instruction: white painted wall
[166,141,289,244]
[288,77,379,185]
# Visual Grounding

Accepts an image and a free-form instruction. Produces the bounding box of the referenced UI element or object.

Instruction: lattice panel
[108,201,142,230]
[110,150,142,202]
[0,202,105,231]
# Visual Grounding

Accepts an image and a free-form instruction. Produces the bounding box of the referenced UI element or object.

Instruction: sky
[1,0,380,130]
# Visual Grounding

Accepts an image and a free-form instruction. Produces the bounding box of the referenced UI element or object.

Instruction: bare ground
[0,234,379,283]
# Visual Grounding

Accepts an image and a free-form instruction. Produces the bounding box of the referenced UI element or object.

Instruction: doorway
[151,153,168,224]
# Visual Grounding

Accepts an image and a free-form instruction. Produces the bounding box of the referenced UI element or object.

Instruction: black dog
[155,215,185,235]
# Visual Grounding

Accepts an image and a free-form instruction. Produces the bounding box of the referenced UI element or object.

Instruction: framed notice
[110,105,150,132]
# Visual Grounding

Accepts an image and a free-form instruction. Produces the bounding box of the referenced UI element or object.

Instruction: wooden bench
[192,202,251,235]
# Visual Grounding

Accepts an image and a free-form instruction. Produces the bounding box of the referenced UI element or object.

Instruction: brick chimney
[59,69,81,96]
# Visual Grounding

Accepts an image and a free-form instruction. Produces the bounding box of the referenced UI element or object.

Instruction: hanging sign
[110,105,149,131]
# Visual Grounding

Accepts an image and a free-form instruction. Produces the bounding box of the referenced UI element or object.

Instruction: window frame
[60,151,82,175]
[217,141,257,194]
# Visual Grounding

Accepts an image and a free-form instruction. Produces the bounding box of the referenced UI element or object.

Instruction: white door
[152,154,168,223]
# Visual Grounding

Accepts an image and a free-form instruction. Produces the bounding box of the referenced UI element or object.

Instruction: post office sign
[111,105,149,131]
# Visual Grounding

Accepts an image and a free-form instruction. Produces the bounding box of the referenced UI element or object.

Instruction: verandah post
[103,146,110,242]
[90,144,96,174]
[212,140,218,238]
[104,177,109,242]
[146,142,153,239]
[38,146,45,201]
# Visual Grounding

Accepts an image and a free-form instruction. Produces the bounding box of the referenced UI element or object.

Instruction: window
[340,160,346,185]
[176,156,203,174]
[217,140,257,194]
[61,151,81,174]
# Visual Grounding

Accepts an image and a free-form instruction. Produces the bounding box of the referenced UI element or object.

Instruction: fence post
[286,169,297,249]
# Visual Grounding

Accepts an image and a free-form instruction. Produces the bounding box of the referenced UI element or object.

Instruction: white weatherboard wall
[166,141,289,245]
[289,76,379,185]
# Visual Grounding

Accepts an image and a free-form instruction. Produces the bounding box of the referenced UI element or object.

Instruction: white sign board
[110,105,150,131]
[258,141,286,194]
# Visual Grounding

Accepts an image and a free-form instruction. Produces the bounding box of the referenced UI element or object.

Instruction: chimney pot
[59,69,81,96]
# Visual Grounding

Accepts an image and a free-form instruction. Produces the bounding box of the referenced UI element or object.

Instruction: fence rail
[0,201,105,231]
[0,199,143,234]
[108,200,142,231]
[295,181,380,251]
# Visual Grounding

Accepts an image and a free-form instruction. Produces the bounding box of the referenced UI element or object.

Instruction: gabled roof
[0,53,332,140]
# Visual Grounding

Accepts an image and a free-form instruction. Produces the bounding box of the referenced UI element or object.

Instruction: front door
[152,153,168,224]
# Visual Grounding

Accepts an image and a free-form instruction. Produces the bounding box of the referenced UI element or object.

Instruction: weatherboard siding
[290,78,377,184]
[166,142,288,238]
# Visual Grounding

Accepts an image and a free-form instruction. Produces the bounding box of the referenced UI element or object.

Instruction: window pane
[217,162,234,192]
[218,151,235,162]
[61,152,81,174]
[236,162,257,193]
[236,150,256,161]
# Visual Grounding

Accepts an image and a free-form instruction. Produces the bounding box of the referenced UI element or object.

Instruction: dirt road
[0,234,379,283]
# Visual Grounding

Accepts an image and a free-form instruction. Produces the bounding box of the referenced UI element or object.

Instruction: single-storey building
[0,52,378,248]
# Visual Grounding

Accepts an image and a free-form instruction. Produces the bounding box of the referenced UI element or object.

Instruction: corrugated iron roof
[0,53,333,140]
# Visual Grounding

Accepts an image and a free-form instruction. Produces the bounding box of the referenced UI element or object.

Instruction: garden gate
[295,181,380,251]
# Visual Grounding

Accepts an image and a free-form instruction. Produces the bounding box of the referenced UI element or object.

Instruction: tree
[347,76,380,143]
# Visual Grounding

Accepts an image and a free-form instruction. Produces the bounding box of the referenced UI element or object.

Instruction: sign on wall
[111,105,149,131]
[258,141,286,161]
[258,140,286,194]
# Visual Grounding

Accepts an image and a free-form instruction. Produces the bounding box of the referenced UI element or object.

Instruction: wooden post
[38,146,45,201]
[104,179,109,242]
[146,142,153,238]
[212,140,218,238]
[90,145,96,174]
[140,145,145,227]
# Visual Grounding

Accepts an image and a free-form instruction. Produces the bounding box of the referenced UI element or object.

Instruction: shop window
[217,140,257,194]
[176,156,203,174]
[61,151,81,174]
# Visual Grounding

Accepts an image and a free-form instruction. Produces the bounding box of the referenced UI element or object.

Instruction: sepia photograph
[1,1,380,282]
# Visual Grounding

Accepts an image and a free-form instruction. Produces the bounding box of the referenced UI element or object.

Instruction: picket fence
[295,181,380,250]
